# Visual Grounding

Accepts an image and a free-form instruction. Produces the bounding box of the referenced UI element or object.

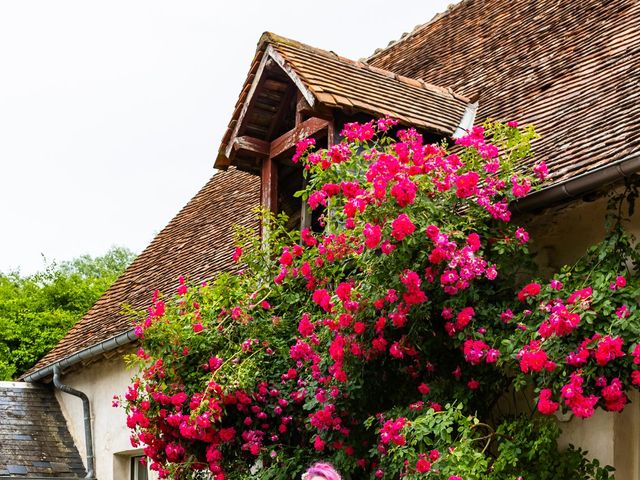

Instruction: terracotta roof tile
[216,33,470,168]
[367,0,640,186]
[267,33,470,134]
[25,169,260,376]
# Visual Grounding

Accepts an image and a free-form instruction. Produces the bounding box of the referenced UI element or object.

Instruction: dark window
[130,456,148,480]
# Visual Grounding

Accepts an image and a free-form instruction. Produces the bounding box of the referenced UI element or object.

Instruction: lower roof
[0,382,85,478]
[23,169,260,378]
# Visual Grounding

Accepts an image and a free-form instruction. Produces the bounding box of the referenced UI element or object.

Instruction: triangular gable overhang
[215,42,327,173]
[215,32,475,172]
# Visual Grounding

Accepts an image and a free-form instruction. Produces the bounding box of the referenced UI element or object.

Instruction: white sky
[0,0,454,275]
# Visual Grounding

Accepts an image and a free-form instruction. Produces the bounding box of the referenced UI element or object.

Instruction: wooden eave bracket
[232,136,270,158]
[270,117,329,159]
[221,116,329,175]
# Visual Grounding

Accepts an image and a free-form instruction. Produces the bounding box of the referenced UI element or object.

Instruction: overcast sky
[0,0,455,275]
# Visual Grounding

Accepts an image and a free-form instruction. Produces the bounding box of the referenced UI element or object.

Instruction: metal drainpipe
[53,365,95,479]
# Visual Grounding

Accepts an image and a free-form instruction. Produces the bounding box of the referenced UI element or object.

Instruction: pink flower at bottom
[595,335,624,366]
[537,388,559,415]
[313,436,325,451]
[390,214,416,241]
[467,378,480,390]
[416,457,431,473]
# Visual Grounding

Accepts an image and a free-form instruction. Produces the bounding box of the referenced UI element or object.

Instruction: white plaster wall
[556,410,615,466]
[614,390,640,480]
[527,191,640,480]
[54,352,157,480]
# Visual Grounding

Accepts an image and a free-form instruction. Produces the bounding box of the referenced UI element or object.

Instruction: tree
[0,246,136,380]
[123,121,634,479]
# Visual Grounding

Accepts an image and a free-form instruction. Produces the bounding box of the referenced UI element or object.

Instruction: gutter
[53,365,95,480]
[512,151,640,213]
[22,328,138,383]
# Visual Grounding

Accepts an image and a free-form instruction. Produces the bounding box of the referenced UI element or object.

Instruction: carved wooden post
[261,155,278,214]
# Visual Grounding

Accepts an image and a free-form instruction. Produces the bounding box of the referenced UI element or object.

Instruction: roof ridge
[258,32,343,61]
[366,0,468,61]
[258,31,348,101]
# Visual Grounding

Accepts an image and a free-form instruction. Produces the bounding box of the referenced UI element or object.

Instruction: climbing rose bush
[122,119,638,479]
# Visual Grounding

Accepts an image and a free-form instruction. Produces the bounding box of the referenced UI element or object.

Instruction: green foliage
[491,416,614,480]
[0,246,136,379]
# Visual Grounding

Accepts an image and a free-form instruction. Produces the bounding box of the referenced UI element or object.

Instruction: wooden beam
[261,156,278,214]
[267,46,316,109]
[263,79,289,92]
[224,54,272,160]
[327,120,335,148]
[267,85,296,139]
[296,92,334,125]
[232,136,270,158]
[269,117,329,159]
[296,91,312,124]
[300,176,311,231]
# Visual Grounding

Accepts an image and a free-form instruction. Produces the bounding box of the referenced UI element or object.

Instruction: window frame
[130,455,148,480]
